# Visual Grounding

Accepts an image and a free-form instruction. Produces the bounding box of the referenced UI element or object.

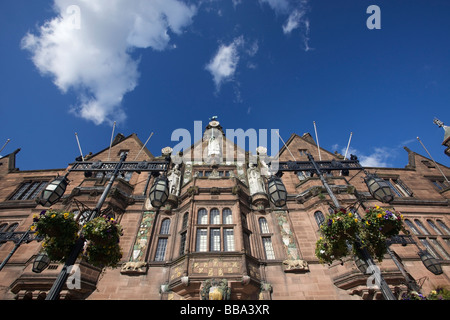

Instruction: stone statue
[248,163,266,195]
[167,164,181,196]
[208,135,221,156]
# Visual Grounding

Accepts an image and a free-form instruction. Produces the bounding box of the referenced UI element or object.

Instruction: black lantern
[364,173,394,203]
[149,175,169,208]
[32,253,50,273]
[267,175,287,207]
[38,176,68,207]
[419,250,443,275]
[354,255,369,274]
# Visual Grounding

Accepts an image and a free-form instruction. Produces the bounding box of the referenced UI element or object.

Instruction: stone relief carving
[282,259,309,272]
[121,261,148,273]
[275,210,308,273]
[200,279,231,300]
[121,210,156,275]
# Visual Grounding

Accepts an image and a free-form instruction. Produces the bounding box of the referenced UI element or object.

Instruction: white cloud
[205,36,245,90]
[336,146,395,168]
[21,0,197,125]
[282,9,304,34]
[262,0,312,51]
[260,0,290,14]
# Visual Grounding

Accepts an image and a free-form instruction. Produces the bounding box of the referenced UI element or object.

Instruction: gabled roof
[85,133,154,161]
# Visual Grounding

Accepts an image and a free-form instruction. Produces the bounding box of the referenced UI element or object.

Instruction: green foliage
[315,206,406,265]
[82,216,123,268]
[33,210,80,262]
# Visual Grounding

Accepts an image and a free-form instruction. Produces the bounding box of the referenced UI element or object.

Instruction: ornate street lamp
[149,175,170,208]
[38,176,69,207]
[32,253,50,273]
[364,173,395,204]
[418,250,443,275]
[267,175,287,207]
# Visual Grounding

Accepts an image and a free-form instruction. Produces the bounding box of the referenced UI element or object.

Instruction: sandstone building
[0,119,449,300]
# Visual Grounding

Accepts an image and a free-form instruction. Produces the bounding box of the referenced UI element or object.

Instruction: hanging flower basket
[315,236,349,265]
[33,210,80,262]
[315,206,406,264]
[82,216,123,268]
[315,208,360,264]
[34,210,80,238]
[83,216,123,245]
[84,241,122,268]
[41,237,76,262]
[362,206,405,238]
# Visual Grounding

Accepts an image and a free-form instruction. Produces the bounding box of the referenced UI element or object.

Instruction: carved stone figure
[167,164,181,196]
[207,129,222,157]
[121,261,148,273]
[248,164,266,195]
[200,278,231,300]
[282,259,309,272]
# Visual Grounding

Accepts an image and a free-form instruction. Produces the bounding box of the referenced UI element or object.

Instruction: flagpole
[74,133,84,162]
[313,121,321,160]
[108,121,116,161]
[417,136,449,184]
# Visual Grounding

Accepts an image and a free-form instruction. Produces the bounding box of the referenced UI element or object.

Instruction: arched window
[405,219,420,235]
[0,223,8,232]
[5,223,18,232]
[155,218,170,261]
[222,208,232,224]
[179,213,189,257]
[160,219,171,235]
[259,218,270,234]
[182,212,189,229]
[427,220,442,235]
[210,208,220,224]
[258,217,274,259]
[198,208,207,224]
[414,219,430,235]
[437,220,450,235]
[314,211,325,227]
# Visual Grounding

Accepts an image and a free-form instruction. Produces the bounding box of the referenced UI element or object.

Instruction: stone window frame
[194,207,235,253]
[154,217,172,262]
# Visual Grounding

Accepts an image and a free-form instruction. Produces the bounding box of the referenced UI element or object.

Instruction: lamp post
[0,229,41,271]
[267,153,397,300]
[37,152,171,300]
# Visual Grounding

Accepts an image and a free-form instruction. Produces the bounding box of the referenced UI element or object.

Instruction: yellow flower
[51,214,56,218]
[30,225,36,231]
[64,212,70,219]
[348,212,352,217]
[375,205,380,209]
[366,221,370,225]
[354,219,358,223]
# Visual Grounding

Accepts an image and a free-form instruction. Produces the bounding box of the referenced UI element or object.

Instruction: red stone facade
[0,122,449,300]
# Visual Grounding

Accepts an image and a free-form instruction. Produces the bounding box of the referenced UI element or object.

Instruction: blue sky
[0,0,449,171]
